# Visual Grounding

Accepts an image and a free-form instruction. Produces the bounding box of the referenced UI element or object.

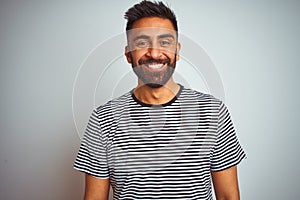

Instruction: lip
[143,63,167,72]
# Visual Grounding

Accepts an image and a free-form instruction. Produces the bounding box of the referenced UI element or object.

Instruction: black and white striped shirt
[74,85,246,199]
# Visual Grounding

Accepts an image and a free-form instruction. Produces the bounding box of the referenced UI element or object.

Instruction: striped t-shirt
[74,85,246,199]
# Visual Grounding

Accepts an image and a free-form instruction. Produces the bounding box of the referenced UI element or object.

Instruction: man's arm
[211,166,240,200]
[84,174,110,200]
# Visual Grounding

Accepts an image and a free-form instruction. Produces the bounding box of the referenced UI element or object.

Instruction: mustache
[138,58,171,65]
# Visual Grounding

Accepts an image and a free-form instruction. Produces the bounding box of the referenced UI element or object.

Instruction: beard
[131,54,177,88]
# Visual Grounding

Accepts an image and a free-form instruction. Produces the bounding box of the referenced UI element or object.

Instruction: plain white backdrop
[0,0,299,199]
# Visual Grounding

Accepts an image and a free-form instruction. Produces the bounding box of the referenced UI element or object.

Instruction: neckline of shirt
[131,84,183,107]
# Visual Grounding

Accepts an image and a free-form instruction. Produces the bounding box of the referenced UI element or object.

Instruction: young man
[74,1,246,199]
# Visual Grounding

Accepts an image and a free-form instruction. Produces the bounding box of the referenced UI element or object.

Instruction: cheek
[131,51,146,63]
[165,52,176,63]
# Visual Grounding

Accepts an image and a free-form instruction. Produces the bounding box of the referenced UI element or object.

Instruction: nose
[147,46,162,59]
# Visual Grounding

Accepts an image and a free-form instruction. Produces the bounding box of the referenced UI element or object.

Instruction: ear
[125,46,132,64]
[176,42,181,61]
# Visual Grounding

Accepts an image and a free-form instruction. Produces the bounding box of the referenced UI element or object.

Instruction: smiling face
[125,17,180,88]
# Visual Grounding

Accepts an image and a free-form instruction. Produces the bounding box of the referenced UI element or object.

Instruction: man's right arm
[84,174,110,200]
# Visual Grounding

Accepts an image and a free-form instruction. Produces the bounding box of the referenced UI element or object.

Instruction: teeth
[148,64,164,69]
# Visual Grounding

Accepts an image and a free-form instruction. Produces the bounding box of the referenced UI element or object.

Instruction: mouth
[146,63,166,70]
[138,58,170,71]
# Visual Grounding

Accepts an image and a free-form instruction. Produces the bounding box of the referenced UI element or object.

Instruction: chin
[145,83,164,88]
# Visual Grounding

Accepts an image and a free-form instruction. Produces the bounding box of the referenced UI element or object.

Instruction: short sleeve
[210,102,246,171]
[73,109,109,178]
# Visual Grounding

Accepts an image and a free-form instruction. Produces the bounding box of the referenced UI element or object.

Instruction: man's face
[125,17,180,88]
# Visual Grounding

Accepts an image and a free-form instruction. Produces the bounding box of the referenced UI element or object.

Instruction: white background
[0,0,299,199]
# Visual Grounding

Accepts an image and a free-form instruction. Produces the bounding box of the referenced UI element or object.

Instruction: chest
[105,105,218,173]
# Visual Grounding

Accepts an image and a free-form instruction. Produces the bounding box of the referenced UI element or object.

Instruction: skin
[212,166,240,200]
[84,17,241,200]
[125,17,181,105]
[84,174,109,200]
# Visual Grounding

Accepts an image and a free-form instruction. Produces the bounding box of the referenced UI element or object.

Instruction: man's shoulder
[181,86,221,104]
[94,91,133,114]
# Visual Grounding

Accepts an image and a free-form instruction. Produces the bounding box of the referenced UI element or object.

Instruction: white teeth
[148,64,164,69]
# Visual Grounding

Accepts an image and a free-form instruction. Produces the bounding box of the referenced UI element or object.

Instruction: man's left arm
[211,166,240,200]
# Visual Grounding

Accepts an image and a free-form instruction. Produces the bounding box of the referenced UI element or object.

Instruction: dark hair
[124,0,178,32]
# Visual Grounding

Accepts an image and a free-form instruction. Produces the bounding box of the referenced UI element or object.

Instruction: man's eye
[136,41,150,48]
[160,40,171,47]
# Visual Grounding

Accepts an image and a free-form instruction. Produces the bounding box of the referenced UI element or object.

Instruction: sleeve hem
[73,166,110,179]
[210,153,247,172]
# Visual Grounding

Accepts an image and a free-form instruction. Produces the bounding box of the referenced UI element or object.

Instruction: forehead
[127,17,177,40]
[132,17,175,30]
[127,27,177,40]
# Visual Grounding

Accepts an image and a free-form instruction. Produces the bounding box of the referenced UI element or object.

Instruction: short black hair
[124,0,178,32]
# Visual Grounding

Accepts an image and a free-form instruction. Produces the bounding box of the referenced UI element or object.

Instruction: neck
[133,77,180,105]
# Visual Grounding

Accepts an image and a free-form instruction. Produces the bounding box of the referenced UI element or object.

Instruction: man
[74,1,246,199]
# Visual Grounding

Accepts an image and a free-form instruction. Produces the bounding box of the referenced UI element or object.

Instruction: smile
[147,63,165,69]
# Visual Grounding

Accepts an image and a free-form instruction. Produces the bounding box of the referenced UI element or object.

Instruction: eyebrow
[157,34,175,40]
[133,34,175,41]
[133,35,150,41]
